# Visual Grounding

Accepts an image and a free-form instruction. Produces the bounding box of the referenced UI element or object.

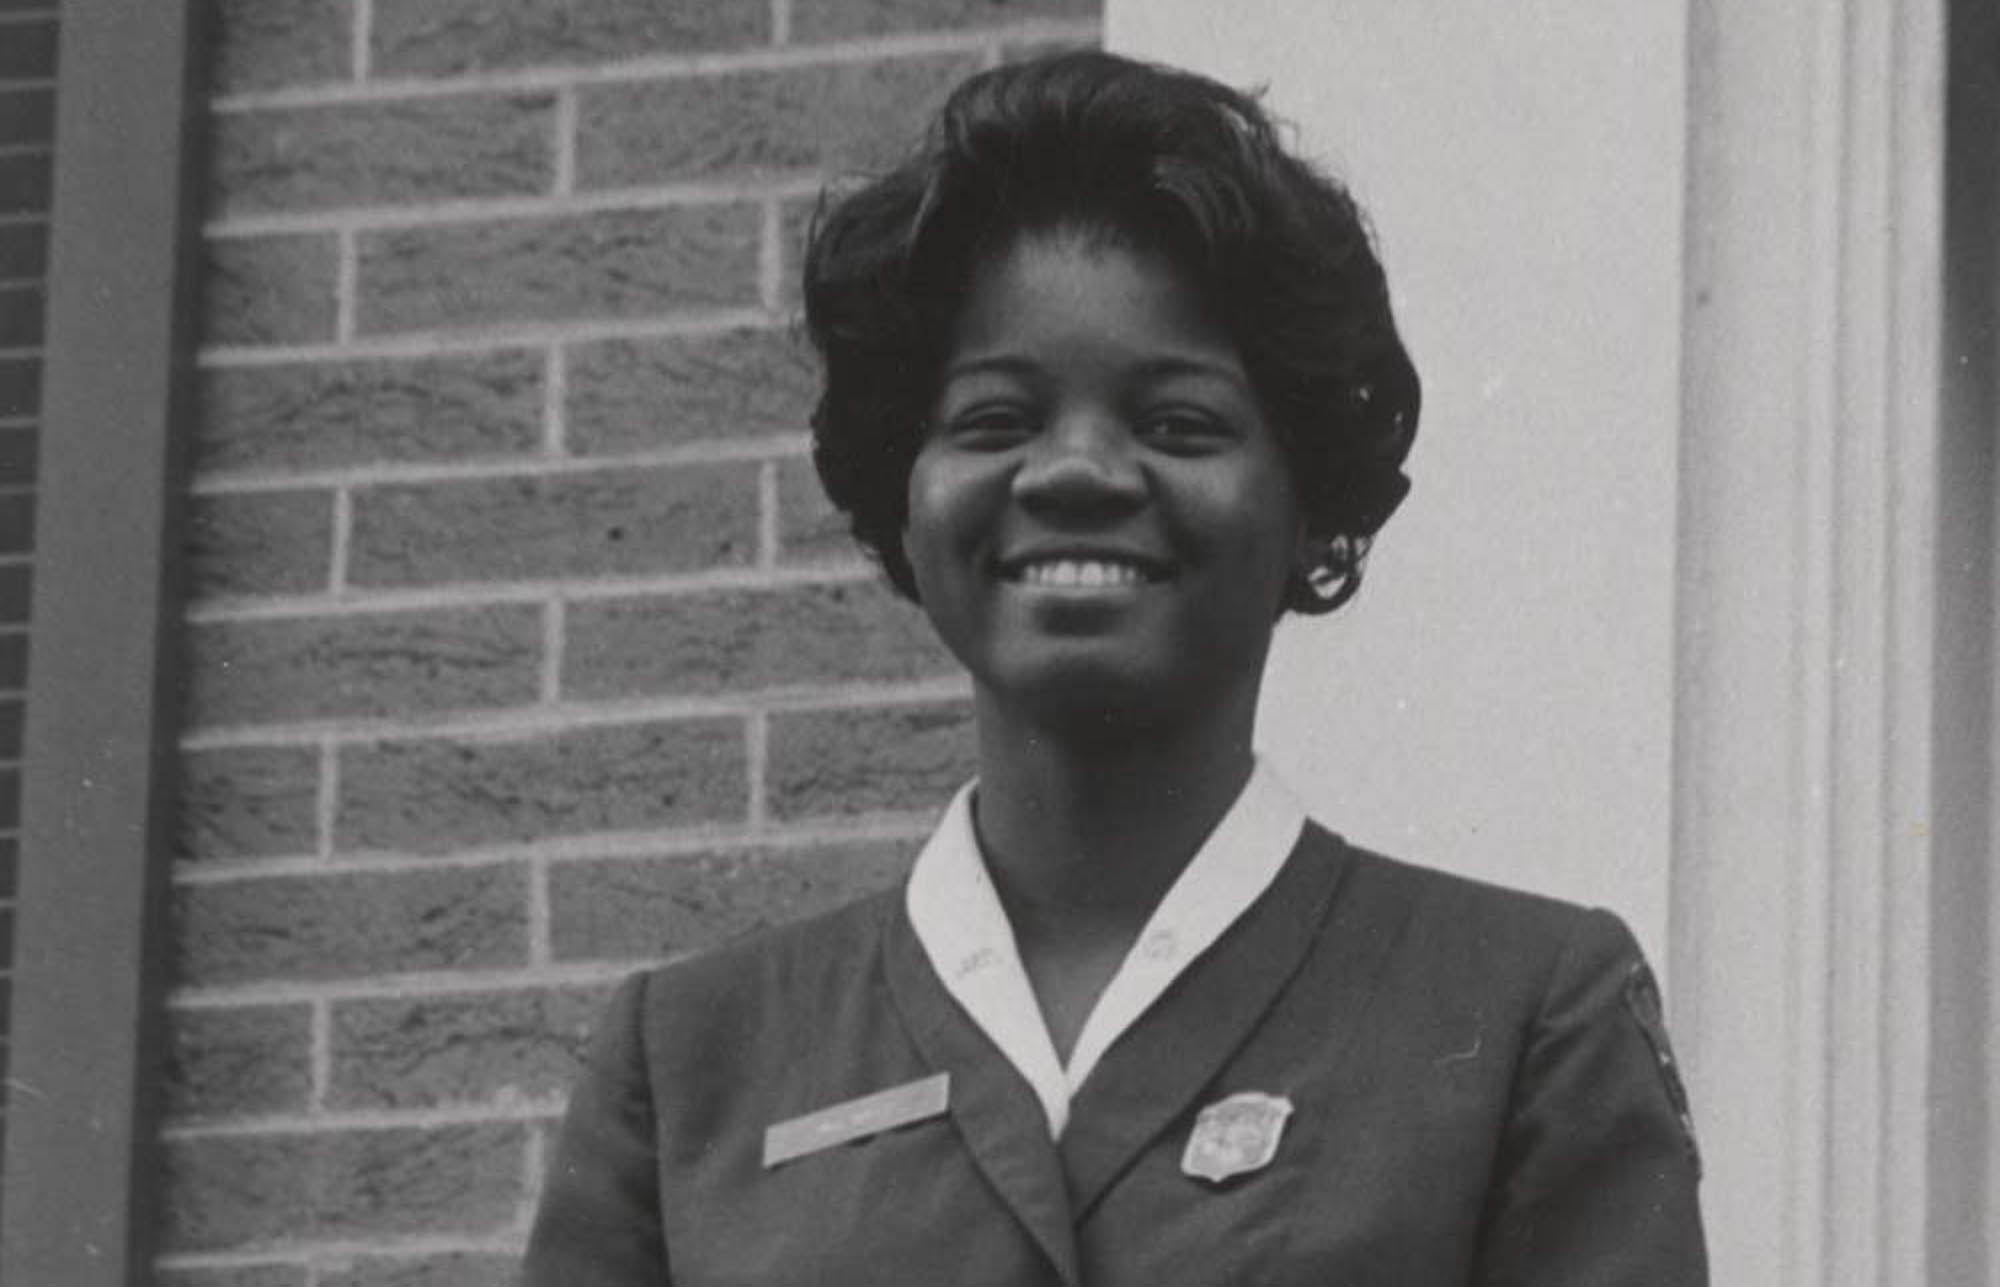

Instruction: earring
[1290,533,1367,615]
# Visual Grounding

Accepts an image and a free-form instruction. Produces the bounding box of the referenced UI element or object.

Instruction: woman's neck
[969,689,1258,932]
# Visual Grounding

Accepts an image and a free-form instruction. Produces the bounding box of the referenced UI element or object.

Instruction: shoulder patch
[1622,960,1702,1178]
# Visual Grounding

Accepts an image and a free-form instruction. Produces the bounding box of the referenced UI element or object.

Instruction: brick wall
[0,0,55,1239]
[161,2,1098,1282]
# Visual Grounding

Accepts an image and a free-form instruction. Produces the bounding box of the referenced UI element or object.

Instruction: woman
[523,51,1705,1286]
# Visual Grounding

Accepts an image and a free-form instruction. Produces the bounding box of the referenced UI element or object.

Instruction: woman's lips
[1015,558,1149,588]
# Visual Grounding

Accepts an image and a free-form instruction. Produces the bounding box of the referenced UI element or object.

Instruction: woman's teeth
[1020,559,1144,588]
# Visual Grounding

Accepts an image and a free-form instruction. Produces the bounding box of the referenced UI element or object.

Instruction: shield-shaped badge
[1180,1091,1294,1184]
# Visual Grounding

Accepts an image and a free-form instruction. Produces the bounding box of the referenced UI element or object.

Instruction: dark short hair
[800,50,1420,605]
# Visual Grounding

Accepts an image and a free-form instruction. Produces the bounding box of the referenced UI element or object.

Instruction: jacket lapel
[882,901,1082,1287]
[1056,827,1352,1220]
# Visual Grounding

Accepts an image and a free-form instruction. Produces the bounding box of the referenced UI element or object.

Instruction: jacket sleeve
[1471,909,1707,1287]
[520,972,670,1287]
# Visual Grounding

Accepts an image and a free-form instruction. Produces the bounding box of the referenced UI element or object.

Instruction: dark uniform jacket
[522,824,1707,1286]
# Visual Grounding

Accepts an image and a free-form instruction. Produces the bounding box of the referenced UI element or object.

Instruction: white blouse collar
[904,758,1308,1138]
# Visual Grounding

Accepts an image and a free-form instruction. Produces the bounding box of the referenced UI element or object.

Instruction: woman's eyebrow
[940,355,1042,381]
[941,354,1249,385]
[1132,355,1251,386]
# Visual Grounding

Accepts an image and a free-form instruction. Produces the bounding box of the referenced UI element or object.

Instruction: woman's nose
[1010,416,1145,519]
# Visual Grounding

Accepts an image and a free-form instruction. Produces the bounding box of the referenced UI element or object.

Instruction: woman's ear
[1286,528,1367,616]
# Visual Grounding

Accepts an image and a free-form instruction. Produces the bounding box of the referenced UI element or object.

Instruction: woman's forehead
[946,234,1246,379]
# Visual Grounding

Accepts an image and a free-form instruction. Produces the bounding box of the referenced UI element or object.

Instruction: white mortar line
[539,597,565,703]
[327,486,352,592]
[158,1234,526,1272]
[755,458,780,569]
[163,1099,566,1141]
[310,997,332,1112]
[745,710,770,831]
[757,196,783,313]
[315,735,340,859]
[177,674,970,752]
[205,175,819,239]
[519,1125,549,1230]
[154,1251,316,1275]
[183,559,871,625]
[211,21,1103,112]
[333,227,358,343]
[172,811,932,885]
[551,86,578,196]
[771,0,793,45]
[170,961,646,1010]
[540,344,569,456]
[526,853,553,967]
[198,306,780,367]
[191,431,803,496]
[350,0,373,80]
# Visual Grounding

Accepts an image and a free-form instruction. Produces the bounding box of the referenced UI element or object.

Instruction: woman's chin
[977,660,1200,744]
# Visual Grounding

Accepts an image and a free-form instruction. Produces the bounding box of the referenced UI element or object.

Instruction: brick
[213,0,350,94]
[158,1265,308,1287]
[0,427,32,488]
[184,489,333,600]
[0,562,28,623]
[767,701,973,819]
[566,327,814,455]
[203,235,339,347]
[159,1123,523,1252]
[792,0,1097,40]
[347,462,755,587]
[0,282,43,347]
[355,205,758,336]
[212,94,555,217]
[775,454,858,564]
[0,489,31,553]
[0,220,46,279]
[576,54,973,188]
[564,580,952,700]
[0,627,24,687]
[549,840,912,961]
[172,866,528,986]
[335,718,745,853]
[320,1252,521,1287]
[162,1003,313,1122]
[177,745,321,861]
[0,88,52,147]
[196,350,543,477]
[183,605,542,728]
[372,0,767,77]
[0,355,38,417]
[327,983,609,1109]
[0,17,56,78]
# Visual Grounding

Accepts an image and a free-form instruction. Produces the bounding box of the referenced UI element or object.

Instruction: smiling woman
[907,235,1301,750]
[523,51,1706,1287]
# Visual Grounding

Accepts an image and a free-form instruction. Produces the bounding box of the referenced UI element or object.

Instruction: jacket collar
[882,825,1354,1279]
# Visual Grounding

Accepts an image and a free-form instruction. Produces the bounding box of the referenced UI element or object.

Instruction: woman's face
[903,232,1305,732]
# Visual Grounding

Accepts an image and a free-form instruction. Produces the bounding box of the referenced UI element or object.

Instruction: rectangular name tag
[762,1072,951,1168]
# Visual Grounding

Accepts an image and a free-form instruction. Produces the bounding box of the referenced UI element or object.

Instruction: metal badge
[762,1072,951,1169]
[1180,1090,1294,1184]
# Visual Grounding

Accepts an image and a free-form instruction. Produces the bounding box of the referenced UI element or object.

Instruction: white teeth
[1020,559,1144,587]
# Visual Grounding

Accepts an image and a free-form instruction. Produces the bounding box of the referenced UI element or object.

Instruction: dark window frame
[0,1,203,1282]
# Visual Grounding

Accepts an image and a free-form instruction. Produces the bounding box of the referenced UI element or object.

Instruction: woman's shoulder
[1301,822,1648,989]
[618,884,903,1027]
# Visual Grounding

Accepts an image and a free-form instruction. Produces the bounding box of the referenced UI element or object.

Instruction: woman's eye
[943,406,1036,447]
[1137,409,1230,451]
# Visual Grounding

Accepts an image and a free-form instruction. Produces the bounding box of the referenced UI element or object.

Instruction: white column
[1671,2,1946,1284]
